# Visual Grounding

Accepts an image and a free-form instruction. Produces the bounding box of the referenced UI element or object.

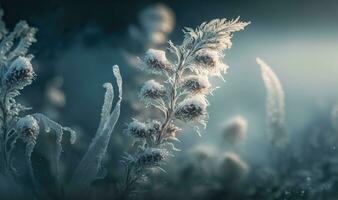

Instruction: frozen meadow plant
[257,57,288,146]
[121,17,249,197]
[222,115,248,145]
[0,9,75,197]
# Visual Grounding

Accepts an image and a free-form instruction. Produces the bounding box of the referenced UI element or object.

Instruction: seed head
[193,50,228,78]
[140,49,171,74]
[125,119,149,138]
[17,115,39,143]
[136,148,168,167]
[139,79,166,102]
[4,56,35,90]
[175,95,208,123]
[182,75,211,94]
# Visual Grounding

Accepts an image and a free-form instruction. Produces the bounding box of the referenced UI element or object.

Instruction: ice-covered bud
[147,120,162,135]
[194,50,228,78]
[222,115,248,145]
[125,119,149,138]
[218,152,249,182]
[139,80,166,102]
[4,56,35,90]
[136,148,168,167]
[17,115,39,143]
[182,75,211,94]
[175,95,208,123]
[140,49,171,74]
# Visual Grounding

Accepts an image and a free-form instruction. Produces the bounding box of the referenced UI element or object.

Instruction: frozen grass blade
[67,65,122,196]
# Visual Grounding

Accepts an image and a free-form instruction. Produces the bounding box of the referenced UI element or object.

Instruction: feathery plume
[257,57,288,146]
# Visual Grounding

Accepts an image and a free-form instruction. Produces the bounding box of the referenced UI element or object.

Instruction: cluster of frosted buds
[193,50,228,79]
[125,119,162,139]
[124,119,149,138]
[139,79,166,102]
[16,115,40,144]
[222,115,248,145]
[182,75,211,94]
[174,95,208,123]
[139,49,172,74]
[3,56,35,90]
[135,148,168,167]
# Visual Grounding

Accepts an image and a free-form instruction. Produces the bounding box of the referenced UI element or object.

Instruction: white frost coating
[257,57,287,146]
[139,49,171,74]
[67,65,122,196]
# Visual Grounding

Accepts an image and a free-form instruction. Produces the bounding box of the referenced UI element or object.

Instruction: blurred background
[1,0,338,199]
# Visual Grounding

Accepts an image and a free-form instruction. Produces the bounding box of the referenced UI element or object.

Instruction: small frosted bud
[175,95,208,123]
[222,115,248,145]
[125,119,149,138]
[182,75,211,94]
[140,49,171,74]
[4,56,35,89]
[218,152,249,182]
[17,115,39,143]
[139,80,166,102]
[194,50,228,78]
[147,120,162,135]
[136,148,168,167]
